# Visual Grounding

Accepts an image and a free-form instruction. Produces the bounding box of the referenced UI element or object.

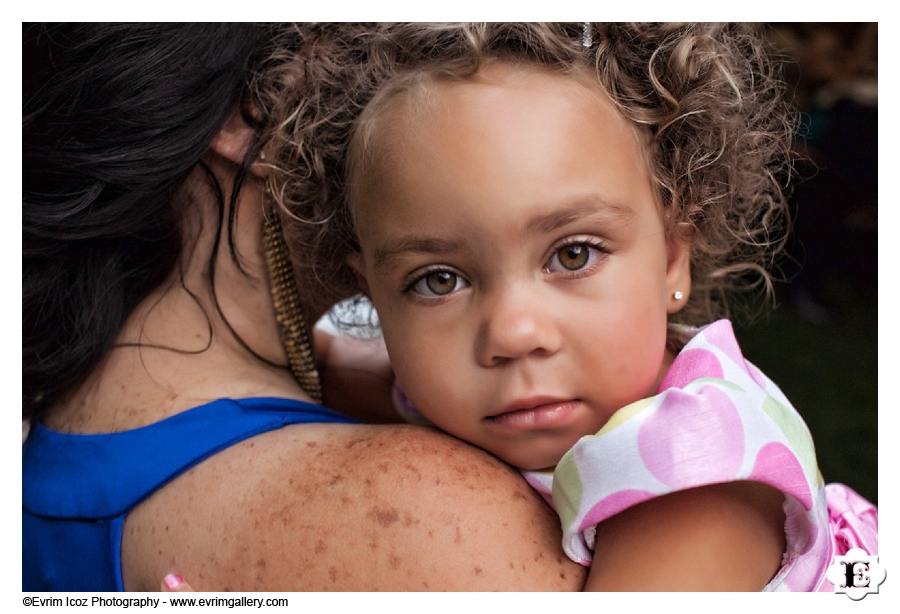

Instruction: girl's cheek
[581,299,667,390]
[388,325,451,384]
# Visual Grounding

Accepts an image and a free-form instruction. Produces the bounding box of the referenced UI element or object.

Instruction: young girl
[269,23,877,590]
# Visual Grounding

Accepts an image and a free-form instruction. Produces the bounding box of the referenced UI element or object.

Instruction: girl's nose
[475,289,562,367]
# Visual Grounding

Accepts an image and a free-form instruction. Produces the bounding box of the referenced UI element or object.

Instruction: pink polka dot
[749,442,813,510]
[746,361,769,390]
[658,349,723,391]
[578,489,656,532]
[637,386,744,489]
[701,320,746,369]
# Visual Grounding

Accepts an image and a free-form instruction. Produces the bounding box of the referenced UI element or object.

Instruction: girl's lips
[486,399,582,431]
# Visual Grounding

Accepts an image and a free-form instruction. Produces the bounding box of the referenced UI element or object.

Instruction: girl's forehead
[352,63,662,253]
[354,62,631,169]
[384,62,617,128]
[357,63,652,205]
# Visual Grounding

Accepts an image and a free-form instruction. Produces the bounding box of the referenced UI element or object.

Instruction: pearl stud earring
[673,290,684,301]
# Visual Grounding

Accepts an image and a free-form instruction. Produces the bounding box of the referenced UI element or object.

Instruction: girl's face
[350,63,691,470]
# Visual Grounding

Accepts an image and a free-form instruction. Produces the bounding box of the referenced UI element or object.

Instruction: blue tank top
[23,397,356,591]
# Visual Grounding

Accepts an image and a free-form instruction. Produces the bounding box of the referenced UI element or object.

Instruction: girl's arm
[584,481,786,591]
[314,328,400,424]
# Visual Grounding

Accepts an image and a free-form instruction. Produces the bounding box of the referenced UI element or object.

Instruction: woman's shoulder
[122,421,586,591]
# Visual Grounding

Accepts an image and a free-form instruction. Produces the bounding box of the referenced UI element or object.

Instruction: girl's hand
[161,574,194,592]
[314,326,400,423]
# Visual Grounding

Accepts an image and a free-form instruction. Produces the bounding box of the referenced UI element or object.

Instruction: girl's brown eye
[425,270,458,295]
[556,244,590,270]
[407,268,469,300]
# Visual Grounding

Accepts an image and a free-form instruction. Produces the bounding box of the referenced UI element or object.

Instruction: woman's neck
[46,160,312,433]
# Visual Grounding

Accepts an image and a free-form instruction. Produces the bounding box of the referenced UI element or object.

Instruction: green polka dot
[687,377,744,392]
[596,397,655,436]
[762,395,819,481]
[552,454,583,529]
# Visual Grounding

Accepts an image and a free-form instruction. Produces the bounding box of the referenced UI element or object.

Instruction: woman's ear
[666,228,692,314]
[346,252,371,297]
[209,109,268,178]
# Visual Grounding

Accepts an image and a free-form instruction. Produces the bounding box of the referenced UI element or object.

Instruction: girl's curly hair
[255,23,796,329]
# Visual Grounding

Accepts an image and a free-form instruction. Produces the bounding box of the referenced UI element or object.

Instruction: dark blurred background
[735,23,877,502]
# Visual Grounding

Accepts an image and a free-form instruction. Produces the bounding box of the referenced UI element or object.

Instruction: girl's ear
[209,109,268,178]
[345,252,371,297]
[665,230,692,314]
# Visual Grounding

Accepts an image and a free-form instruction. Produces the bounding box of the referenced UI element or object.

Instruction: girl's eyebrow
[371,198,633,273]
[524,198,634,235]
[372,236,464,273]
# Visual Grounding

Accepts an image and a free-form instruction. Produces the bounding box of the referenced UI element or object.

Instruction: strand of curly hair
[252,23,797,333]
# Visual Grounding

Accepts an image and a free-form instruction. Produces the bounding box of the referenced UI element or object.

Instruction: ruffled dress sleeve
[539,319,877,591]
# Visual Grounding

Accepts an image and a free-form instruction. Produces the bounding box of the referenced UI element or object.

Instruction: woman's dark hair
[23,23,278,419]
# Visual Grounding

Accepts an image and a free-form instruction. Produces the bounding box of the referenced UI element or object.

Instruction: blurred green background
[737,290,877,503]
[736,24,877,503]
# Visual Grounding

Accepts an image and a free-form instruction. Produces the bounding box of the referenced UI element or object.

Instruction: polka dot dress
[522,320,877,591]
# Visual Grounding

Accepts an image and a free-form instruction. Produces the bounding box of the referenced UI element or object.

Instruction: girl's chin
[492,443,570,472]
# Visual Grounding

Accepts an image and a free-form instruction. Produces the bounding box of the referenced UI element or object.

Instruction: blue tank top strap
[23,397,356,520]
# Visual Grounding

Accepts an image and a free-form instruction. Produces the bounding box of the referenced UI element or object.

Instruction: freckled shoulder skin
[122,423,586,591]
